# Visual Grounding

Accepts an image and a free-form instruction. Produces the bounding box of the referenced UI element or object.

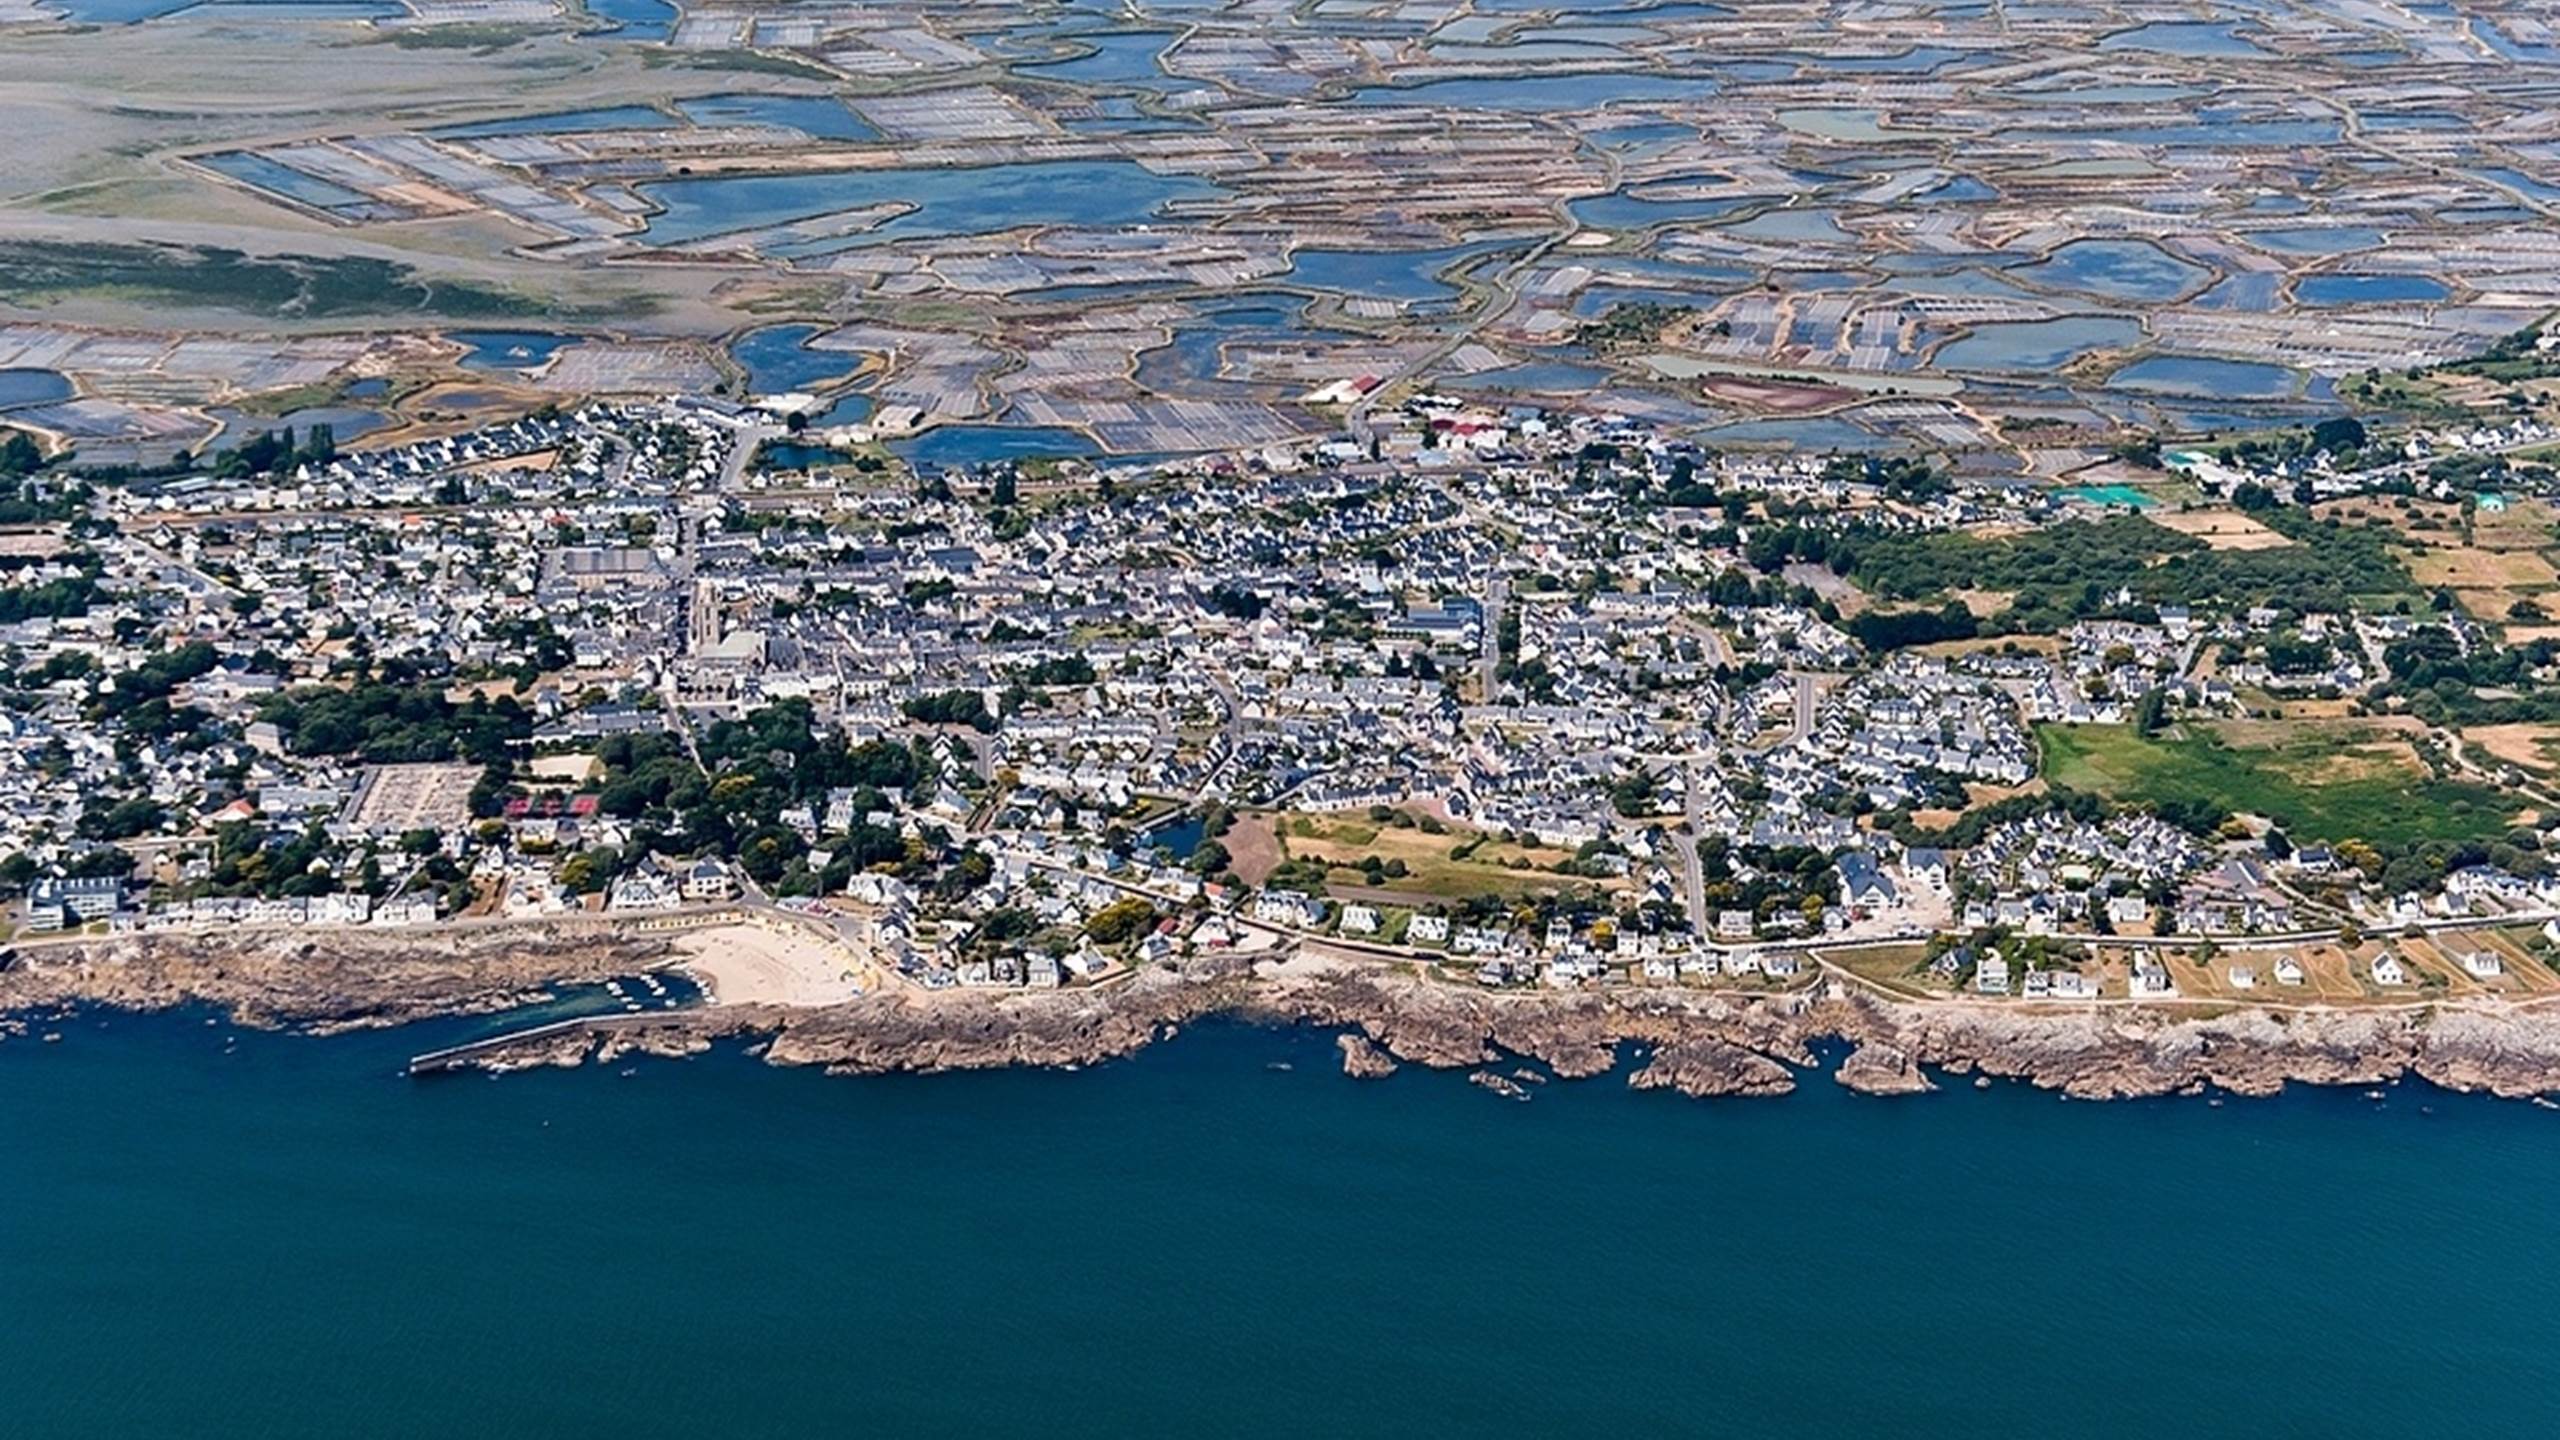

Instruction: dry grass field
[2462,723,2560,777]
[1908,778,2043,830]
[2342,498,2560,620]
[1914,633,2057,661]
[2147,507,2293,550]
[1241,810,1618,902]
[1821,942,1942,998]
[2407,547,2558,591]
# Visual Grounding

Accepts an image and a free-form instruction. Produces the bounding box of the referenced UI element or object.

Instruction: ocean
[5,1009,2556,1438]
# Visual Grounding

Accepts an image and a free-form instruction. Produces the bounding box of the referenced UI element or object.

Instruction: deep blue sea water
[5,1011,2558,1439]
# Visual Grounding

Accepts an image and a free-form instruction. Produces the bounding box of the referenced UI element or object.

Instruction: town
[9,318,2560,1012]
[8,0,2560,1011]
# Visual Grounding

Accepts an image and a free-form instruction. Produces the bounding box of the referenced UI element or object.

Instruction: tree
[0,428,42,477]
[1187,838,1231,875]
[902,689,997,733]
[1085,896,1158,945]
[2311,415,2366,454]
[2109,433,2163,469]
[557,852,603,893]
[1608,770,1657,818]
[2132,687,2167,737]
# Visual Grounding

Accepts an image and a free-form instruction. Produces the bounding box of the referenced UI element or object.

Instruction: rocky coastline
[0,925,681,1032]
[12,932,2560,1103]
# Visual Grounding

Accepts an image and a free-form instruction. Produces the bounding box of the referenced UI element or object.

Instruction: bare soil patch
[1699,375,1858,413]
[1224,815,1286,886]
[2147,507,2292,550]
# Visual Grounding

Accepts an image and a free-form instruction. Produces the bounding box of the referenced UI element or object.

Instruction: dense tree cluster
[1754,511,2408,634]
[902,688,997,732]
[585,702,942,891]
[256,681,530,764]
[210,423,336,479]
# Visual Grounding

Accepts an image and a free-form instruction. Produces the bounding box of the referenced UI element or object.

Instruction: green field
[2036,723,2517,847]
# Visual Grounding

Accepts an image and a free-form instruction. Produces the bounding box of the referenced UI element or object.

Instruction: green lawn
[2036,723,2517,847]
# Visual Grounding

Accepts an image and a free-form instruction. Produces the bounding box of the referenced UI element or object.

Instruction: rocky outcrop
[1835,1040,1934,1096]
[478,1029,594,1074]
[0,925,675,1031]
[1273,972,1498,1069]
[1336,1032,1398,1079]
[598,1026,716,1066]
[773,966,1246,1076]
[2413,1006,2560,1098]
[1628,1039,1796,1098]
[1868,998,2428,1099]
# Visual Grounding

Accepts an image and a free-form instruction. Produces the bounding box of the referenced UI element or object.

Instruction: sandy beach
[675,922,863,1008]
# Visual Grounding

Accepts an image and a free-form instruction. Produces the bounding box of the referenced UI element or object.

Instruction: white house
[2048,970,2099,1000]
[1252,890,1326,927]
[681,859,737,902]
[1975,953,2011,995]
[609,871,680,912]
